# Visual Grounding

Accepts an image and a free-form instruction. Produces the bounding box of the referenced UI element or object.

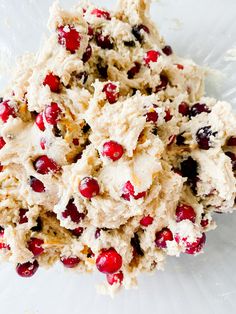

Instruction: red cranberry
[16,260,39,277]
[30,176,45,193]
[162,45,173,56]
[227,136,236,146]
[91,8,111,20]
[176,204,196,223]
[189,103,210,117]
[96,248,122,274]
[34,155,60,174]
[176,64,184,70]
[0,163,3,172]
[95,33,113,49]
[155,228,173,248]
[72,227,84,237]
[0,227,4,237]
[140,215,154,227]
[0,242,10,250]
[44,102,61,125]
[185,233,206,255]
[132,24,150,43]
[178,102,189,116]
[196,126,215,150]
[0,101,16,123]
[103,83,119,104]
[58,25,81,53]
[88,25,94,38]
[121,181,146,201]
[165,109,172,122]
[62,199,85,223]
[40,138,46,150]
[102,141,124,161]
[35,113,45,131]
[79,177,100,198]
[155,75,169,92]
[19,208,28,224]
[72,138,79,146]
[107,271,123,285]
[43,73,60,93]
[27,238,44,257]
[0,137,6,149]
[127,62,141,79]
[82,44,92,63]
[60,256,80,268]
[95,228,101,239]
[201,219,209,228]
[145,111,158,123]
[225,151,236,171]
[144,50,161,65]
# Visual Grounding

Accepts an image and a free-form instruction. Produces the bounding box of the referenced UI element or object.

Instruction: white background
[0,0,236,313]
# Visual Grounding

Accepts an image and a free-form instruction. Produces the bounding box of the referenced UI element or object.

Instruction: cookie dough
[0,0,236,294]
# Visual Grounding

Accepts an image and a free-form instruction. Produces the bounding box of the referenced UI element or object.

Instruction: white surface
[0,0,236,313]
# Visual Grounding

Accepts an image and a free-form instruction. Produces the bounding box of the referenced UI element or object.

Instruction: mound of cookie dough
[0,0,236,294]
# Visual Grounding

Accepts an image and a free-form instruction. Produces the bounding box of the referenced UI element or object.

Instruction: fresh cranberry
[95,33,113,49]
[102,141,124,161]
[96,248,122,274]
[140,215,154,227]
[35,113,45,131]
[0,227,4,237]
[30,176,45,193]
[0,101,16,123]
[201,219,209,228]
[107,271,123,285]
[88,25,94,38]
[19,208,28,224]
[189,103,210,117]
[225,151,236,171]
[44,102,61,125]
[43,73,60,93]
[0,163,3,172]
[72,138,79,146]
[91,8,111,20]
[176,64,184,70]
[127,62,141,79]
[0,242,10,250]
[178,102,190,116]
[62,199,85,223]
[60,256,80,268]
[58,25,81,53]
[144,50,161,66]
[121,181,146,201]
[145,111,158,123]
[79,177,100,198]
[0,137,6,149]
[27,238,44,257]
[34,155,60,174]
[40,138,46,150]
[227,136,236,146]
[132,24,150,43]
[155,228,173,248]
[162,45,173,56]
[16,260,39,277]
[155,75,169,92]
[95,228,101,239]
[72,227,84,237]
[185,233,206,255]
[196,126,215,150]
[82,44,92,63]
[165,109,172,122]
[103,83,119,104]
[176,204,196,223]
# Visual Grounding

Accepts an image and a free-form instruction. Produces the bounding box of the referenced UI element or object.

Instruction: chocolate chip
[131,24,150,43]
[82,123,91,133]
[31,217,43,232]
[180,157,198,180]
[76,71,88,84]
[131,233,144,256]
[97,63,108,79]
[124,40,136,47]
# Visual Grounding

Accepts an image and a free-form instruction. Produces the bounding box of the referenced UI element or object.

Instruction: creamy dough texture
[0,0,236,294]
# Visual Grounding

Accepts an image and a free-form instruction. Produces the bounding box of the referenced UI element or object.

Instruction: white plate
[0,1,236,314]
